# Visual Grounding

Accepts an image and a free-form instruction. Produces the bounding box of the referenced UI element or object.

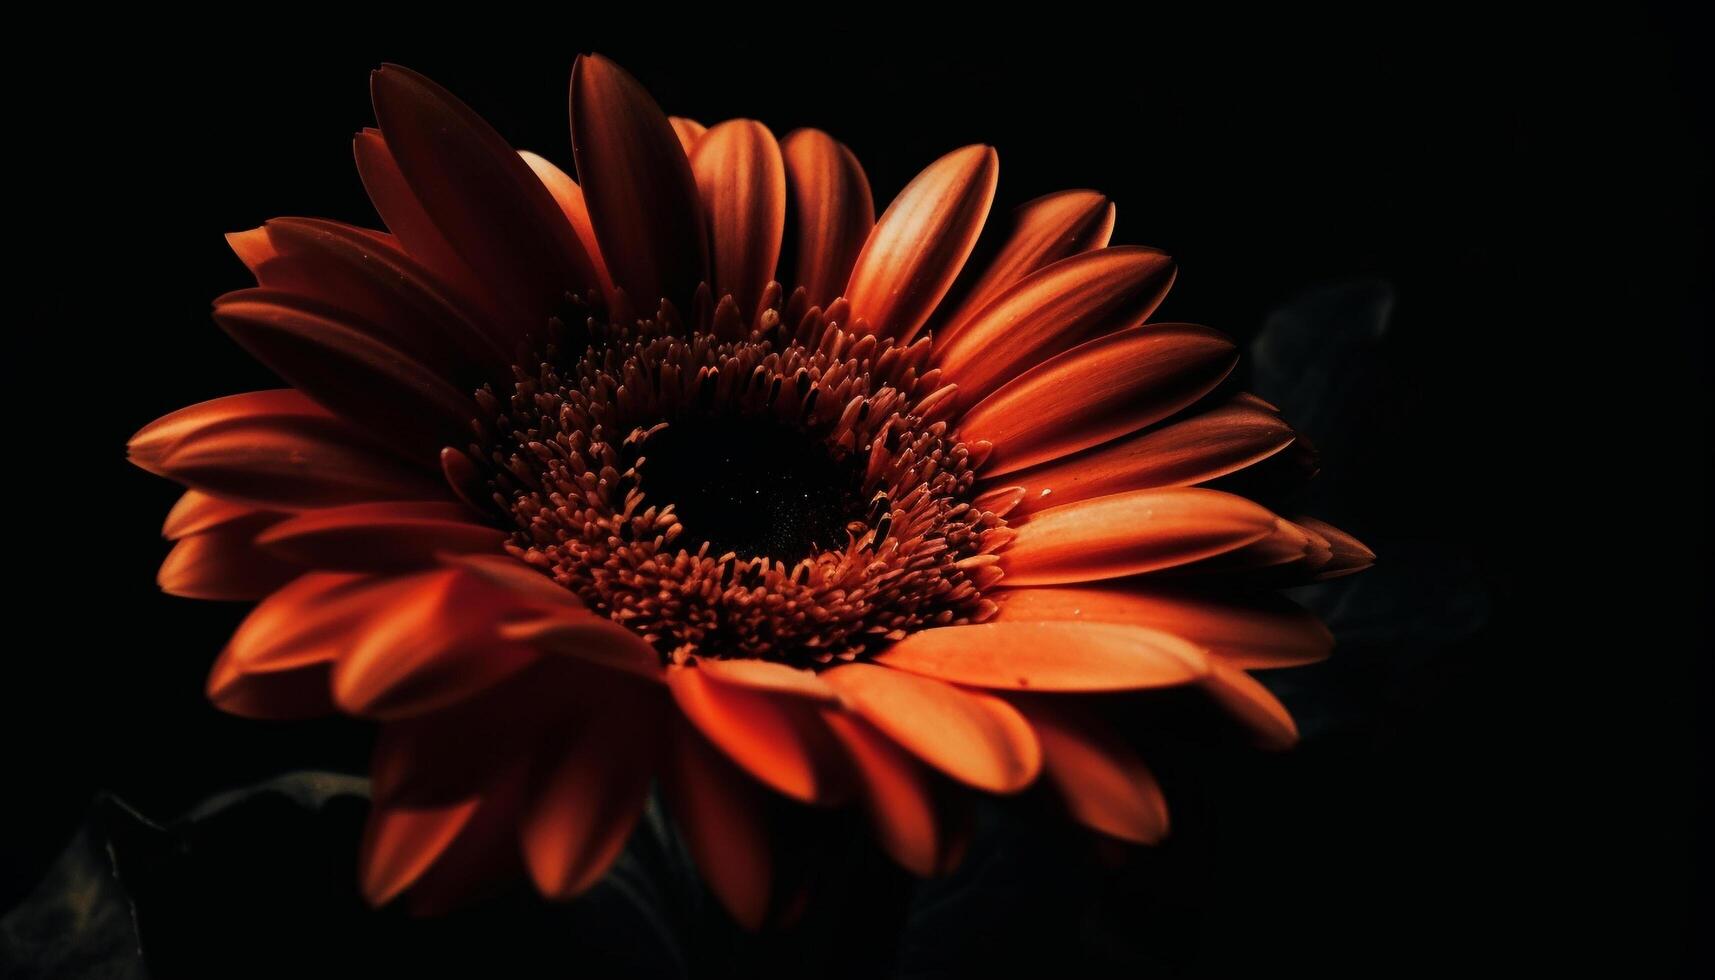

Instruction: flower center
[635,413,863,561]
[462,291,1010,666]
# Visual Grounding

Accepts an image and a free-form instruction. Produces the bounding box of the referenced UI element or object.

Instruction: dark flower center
[635,413,864,561]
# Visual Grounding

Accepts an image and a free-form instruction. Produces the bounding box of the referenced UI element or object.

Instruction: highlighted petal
[371,65,594,333]
[664,724,773,930]
[131,391,444,509]
[1013,698,1169,844]
[934,246,1176,405]
[821,663,1040,793]
[162,489,275,539]
[1002,394,1296,516]
[935,189,1116,345]
[781,129,875,308]
[668,116,706,154]
[518,151,616,305]
[158,512,299,601]
[845,144,998,343]
[875,621,1209,691]
[1000,487,1277,586]
[570,54,707,308]
[256,501,504,571]
[668,665,848,803]
[692,119,786,318]
[823,710,966,876]
[1202,660,1299,750]
[992,585,1332,669]
[693,658,837,701]
[960,323,1238,477]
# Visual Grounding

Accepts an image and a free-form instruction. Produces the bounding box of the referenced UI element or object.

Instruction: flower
[129,54,1373,925]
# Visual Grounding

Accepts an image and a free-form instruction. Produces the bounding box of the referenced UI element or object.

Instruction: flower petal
[212,288,476,454]
[255,501,505,571]
[663,723,773,930]
[874,621,1209,691]
[999,487,1277,586]
[781,128,874,308]
[691,119,786,318]
[959,323,1238,477]
[668,116,706,154]
[331,569,539,720]
[821,663,1040,793]
[1202,660,1298,750]
[158,512,300,601]
[667,665,849,803]
[1000,393,1296,517]
[845,144,998,343]
[206,572,389,719]
[359,796,483,906]
[934,189,1116,345]
[692,658,838,701]
[933,246,1176,406]
[370,65,595,334]
[498,610,664,681]
[518,150,617,305]
[570,54,707,309]
[1012,697,1169,844]
[992,585,1332,669]
[132,391,444,509]
[521,678,665,899]
[822,710,967,876]
[162,489,276,539]
[1296,516,1376,579]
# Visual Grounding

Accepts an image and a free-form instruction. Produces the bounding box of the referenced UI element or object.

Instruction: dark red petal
[158,512,301,601]
[256,501,504,571]
[822,710,967,876]
[370,65,595,336]
[519,151,617,306]
[781,128,874,308]
[206,572,388,719]
[663,723,773,930]
[1012,697,1169,844]
[692,119,786,319]
[570,54,707,309]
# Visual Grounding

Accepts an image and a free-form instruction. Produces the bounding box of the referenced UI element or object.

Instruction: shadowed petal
[1000,487,1277,586]
[992,585,1332,669]
[570,54,707,308]
[162,489,277,539]
[1202,660,1299,749]
[1000,393,1296,516]
[158,512,300,601]
[821,663,1040,793]
[845,144,997,343]
[934,246,1176,406]
[256,501,505,571]
[519,150,617,306]
[781,128,874,308]
[875,621,1209,691]
[1297,516,1376,579]
[371,65,595,335]
[663,724,773,930]
[822,710,968,876]
[959,323,1238,477]
[1012,697,1169,844]
[360,796,483,906]
[935,189,1116,345]
[692,119,787,318]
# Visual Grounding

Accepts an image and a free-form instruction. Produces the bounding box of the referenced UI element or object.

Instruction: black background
[7,9,1709,977]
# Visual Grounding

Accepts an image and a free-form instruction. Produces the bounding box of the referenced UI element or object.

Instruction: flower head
[131,54,1372,924]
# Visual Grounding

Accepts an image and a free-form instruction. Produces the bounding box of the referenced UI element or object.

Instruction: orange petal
[934,246,1176,406]
[1202,660,1299,750]
[226,226,278,275]
[667,665,848,803]
[255,501,505,571]
[663,724,773,930]
[668,115,706,154]
[331,569,539,720]
[158,512,300,601]
[821,663,1040,793]
[1012,697,1169,844]
[999,487,1277,586]
[370,65,594,334]
[211,289,475,454]
[781,128,875,308]
[206,572,390,719]
[874,621,1209,691]
[1297,516,1376,579]
[934,189,1116,346]
[521,680,664,898]
[691,119,786,319]
[991,585,1332,669]
[438,552,585,609]
[844,144,998,343]
[132,392,444,509]
[570,54,707,309]
[1001,393,1296,517]
[499,611,664,681]
[692,658,838,701]
[352,128,507,325]
[959,323,1238,477]
[359,795,483,905]
[822,710,964,876]
[162,489,276,539]
[518,150,617,306]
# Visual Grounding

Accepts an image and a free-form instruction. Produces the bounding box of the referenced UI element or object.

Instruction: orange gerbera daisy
[129,54,1372,925]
